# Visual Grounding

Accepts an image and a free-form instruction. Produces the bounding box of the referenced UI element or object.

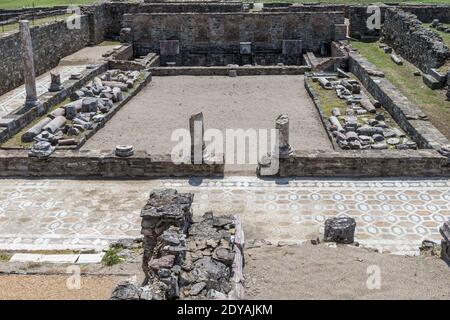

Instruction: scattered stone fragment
[115,145,134,157]
[189,282,206,296]
[390,53,403,65]
[324,217,356,244]
[28,141,55,159]
[387,137,400,145]
[371,142,388,150]
[423,73,444,90]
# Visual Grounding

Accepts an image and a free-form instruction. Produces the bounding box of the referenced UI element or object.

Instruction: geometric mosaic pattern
[0,178,448,254]
[0,65,87,117]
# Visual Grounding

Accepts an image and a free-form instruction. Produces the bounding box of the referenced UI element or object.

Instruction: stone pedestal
[324,217,356,244]
[19,20,42,110]
[115,145,134,157]
[48,72,64,92]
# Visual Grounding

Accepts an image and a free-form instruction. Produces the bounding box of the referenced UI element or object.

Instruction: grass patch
[0,0,96,9]
[0,252,11,262]
[423,23,450,50]
[351,40,450,140]
[0,13,73,33]
[101,248,123,267]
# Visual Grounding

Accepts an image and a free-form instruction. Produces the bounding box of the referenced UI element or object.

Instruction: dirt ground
[59,43,119,66]
[0,274,126,300]
[245,243,450,300]
[83,75,333,155]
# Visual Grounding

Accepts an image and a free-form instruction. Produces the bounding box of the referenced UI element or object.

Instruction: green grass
[0,13,72,33]
[1,97,70,149]
[351,40,450,140]
[101,248,123,267]
[0,0,96,9]
[423,23,450,48]
[260,0,450,3]
[0,251,11,261]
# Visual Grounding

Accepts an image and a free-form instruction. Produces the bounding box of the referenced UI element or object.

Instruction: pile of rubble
[26,69,140,158]
[315,74,417,150]
[111,189,244,300]
[430,19,450,33]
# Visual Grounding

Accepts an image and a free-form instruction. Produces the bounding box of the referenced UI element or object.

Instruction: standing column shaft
[19,20,39,108]
[275,114,293,158]
[189,112,205,164]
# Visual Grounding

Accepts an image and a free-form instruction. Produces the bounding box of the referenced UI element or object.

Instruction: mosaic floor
[0,177,448,255]
[0,65,87,117]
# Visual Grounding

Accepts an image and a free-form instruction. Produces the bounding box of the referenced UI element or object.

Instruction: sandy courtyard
[245,243,450,300]
[83,75,332,154]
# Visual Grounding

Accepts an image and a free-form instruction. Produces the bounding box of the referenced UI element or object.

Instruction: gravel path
[83,75,332,154]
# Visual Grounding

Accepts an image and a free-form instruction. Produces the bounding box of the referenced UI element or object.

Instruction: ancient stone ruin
[111,189,244,300]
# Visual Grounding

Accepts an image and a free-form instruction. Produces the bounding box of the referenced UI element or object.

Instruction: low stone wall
[382,8,450,73]
[0,147,448,178]
[0,150,225,178]
[278,149,449,177]
[0,15,91,97]
[149,65,310,76]
[0,6,68,22]
[348,51,450,150]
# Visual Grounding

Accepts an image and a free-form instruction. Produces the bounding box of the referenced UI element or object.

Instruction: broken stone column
[19,20,42,111]
[189,112,206,164]
[324,217,356,244]
[440,221,450,262]
[140,189,193,280]
[48,72,63,92]
[21,116,52,142]
[329,116,344,133]
[275,114,293,158]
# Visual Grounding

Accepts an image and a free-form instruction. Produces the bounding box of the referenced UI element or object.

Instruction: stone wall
[399,5,450,23]
[124,12,345,58]
[105,2,246,38]
[277,149,449,177]
[0,148,449,178]
[0,15,91,96]
[0,150,225,178]
[382,8,450,73]
[0,6,68,22]
[348,50,450,150]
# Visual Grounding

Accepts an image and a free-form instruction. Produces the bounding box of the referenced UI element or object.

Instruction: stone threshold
[149,65,310,76]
